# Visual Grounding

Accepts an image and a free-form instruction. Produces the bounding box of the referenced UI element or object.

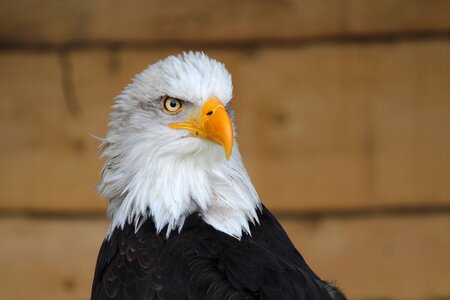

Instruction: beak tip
[226,152,231,161]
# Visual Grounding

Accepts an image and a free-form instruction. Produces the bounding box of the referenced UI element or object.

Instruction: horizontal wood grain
[0,0,449,45]
[0,40,449,212]
[0,215,448,299]
[283,214,450,299]
[236,40,450,210]
[0,51,106,213]
[0,217,108,300]
[1,2,449,300]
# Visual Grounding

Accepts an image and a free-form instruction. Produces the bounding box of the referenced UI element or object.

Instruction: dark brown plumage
[92,206,345,300]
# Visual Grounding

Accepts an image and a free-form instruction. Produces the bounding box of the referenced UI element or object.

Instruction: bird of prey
[92,52,346,300]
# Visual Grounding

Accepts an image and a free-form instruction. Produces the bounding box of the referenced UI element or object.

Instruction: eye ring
[162,97,184,114]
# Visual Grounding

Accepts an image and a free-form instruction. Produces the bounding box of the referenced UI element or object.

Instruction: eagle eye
[162,97,184,114]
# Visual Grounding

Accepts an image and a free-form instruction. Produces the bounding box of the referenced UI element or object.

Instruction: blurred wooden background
[1,1,449,299]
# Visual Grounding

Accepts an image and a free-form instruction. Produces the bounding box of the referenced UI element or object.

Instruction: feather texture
[97,52,260,239]
[92,205,345,300]
[93,52,346,299]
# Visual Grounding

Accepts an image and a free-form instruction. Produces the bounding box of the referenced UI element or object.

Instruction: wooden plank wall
[1,1,449,299]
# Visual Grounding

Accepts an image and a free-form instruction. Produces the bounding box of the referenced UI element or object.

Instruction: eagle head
[98,52,260,239]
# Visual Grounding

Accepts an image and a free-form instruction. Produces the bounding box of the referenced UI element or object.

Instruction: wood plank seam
[1,204,450,220]
[0,32,449,51]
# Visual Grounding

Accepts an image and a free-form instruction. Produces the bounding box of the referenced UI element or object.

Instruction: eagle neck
[102,144,261,239]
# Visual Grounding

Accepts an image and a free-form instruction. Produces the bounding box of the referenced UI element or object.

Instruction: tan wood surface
[1,215,449,299]
[1,0,449,45]
[1,2,448,299]
[283,214,450,299]
[1,40,449,212]
[0,51,107,213]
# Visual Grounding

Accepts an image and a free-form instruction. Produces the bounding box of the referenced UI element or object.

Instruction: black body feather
[92,206,345,300]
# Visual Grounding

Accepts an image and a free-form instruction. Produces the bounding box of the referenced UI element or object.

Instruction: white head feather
[98,52,261,239]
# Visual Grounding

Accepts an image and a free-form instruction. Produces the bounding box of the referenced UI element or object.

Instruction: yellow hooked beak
[169,98,233,160]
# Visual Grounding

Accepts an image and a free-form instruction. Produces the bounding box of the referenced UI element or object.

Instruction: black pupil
[170,100,177,108]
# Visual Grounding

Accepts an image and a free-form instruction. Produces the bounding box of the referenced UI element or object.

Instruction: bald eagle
[92,52,346,300]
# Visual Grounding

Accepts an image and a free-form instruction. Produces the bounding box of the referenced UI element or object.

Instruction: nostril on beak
[206,111,213,116]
